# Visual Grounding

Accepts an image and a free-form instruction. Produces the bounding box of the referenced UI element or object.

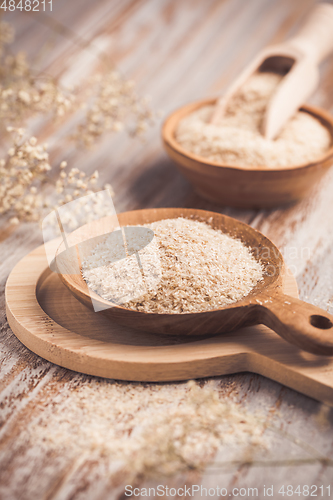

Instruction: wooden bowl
[162,100,333,208]
[56,208,333,355]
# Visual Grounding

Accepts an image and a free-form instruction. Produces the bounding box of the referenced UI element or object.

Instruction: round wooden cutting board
[5,240,333,406]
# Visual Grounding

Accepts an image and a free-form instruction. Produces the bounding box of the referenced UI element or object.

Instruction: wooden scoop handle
[210,3,333,126]
[286,3,333,64]
[257,292,333,356]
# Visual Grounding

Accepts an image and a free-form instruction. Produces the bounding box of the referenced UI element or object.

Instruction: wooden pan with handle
[55,208,333,356]
[210,3,333,140]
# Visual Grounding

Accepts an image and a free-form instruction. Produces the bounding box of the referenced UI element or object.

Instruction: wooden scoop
[210,3,333,140]
[56,208,333,357]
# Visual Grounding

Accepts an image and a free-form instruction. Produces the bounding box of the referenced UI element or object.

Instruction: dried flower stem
[0,14,154,226]
[0,128,111,224]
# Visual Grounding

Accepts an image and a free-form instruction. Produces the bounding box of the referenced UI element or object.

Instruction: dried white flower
[0,129,111,224]
[77,70,154,147]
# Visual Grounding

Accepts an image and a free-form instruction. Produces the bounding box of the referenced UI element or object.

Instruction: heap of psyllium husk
[82,217,263,313]
[19,379,269,479]
[175,72,331,167]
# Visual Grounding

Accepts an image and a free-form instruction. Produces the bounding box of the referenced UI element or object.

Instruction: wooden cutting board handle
[257,292,333,356]
[286,3,333,64]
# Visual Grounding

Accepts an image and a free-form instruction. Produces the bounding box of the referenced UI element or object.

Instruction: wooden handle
[287,3,333,64]
[256,293,333,356]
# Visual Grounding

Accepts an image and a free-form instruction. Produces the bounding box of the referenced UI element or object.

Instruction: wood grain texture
[1,0,333,498]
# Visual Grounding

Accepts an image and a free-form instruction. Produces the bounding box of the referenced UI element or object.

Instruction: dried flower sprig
[0,127,51,224]
[0,17,154,228]
[0,15,75,126]
[0,15,154,147]
[0,128,109,225]
[56,162,100,204]
[1,16,153,145]
[0,56,75,125]
[77,71,154,147]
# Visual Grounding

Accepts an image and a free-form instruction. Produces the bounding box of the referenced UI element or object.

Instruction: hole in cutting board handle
[310,315,333,330]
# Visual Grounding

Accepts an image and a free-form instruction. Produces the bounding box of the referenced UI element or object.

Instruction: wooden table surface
[1,0,333,498]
